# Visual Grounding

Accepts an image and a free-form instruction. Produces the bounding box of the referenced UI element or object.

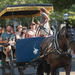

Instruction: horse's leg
[51,67,59,75]
[51,68,56,75]
[36,62,43,75]
[64,65,71,75]
[43,62,50,75]
[56,69,59,75]
[51,70,56,75]
[37,61,50,75]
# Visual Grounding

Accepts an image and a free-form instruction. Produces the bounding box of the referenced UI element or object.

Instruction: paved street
[0,58,75,75]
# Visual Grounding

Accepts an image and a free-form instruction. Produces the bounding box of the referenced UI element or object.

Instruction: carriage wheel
[18,66,24,75]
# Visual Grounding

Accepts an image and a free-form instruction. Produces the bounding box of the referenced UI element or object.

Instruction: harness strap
[32,27,71,63]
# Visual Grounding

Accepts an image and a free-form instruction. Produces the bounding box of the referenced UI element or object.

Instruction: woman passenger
[15,25,23,40]
[39,8,53,37]
[26,22,36,38]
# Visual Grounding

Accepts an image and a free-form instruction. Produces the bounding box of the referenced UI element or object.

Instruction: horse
[37,21,75,75]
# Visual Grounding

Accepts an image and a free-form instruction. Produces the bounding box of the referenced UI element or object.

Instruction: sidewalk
[60,72,75,75]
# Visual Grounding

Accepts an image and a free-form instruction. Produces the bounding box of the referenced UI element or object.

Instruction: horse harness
[32,26,73,62]
[39,28,70,59]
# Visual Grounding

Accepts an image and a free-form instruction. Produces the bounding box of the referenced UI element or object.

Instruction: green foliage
[0,0,75,11]
[0,0,75,27]
[68,5,75,25]
[50,0,74,11]
[0,19,6,27]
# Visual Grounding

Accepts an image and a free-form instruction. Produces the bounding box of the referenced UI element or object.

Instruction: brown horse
[37,21,75,75]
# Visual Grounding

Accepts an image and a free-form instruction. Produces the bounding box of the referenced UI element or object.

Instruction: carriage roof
[0,4,53,19]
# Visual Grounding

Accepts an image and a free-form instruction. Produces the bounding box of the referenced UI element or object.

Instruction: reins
[32,26,70,63]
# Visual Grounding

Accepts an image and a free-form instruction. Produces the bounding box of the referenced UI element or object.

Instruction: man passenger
[0,25,16,61]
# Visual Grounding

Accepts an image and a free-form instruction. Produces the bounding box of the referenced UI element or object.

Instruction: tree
[49,0,75,11]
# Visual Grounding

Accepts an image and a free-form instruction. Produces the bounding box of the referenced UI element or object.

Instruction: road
[0,59,75,75]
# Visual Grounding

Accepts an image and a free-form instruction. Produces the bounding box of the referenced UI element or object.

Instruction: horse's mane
[58,26,66,39]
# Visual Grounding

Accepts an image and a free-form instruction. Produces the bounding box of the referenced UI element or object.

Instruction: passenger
[39,8,53,37]
[2,27,6,33]
[36,20,41,37]
[0,27,3,49]
[11,25,15,34]
[26,22,36,38]
[15,25,23,40]
[0,27,4,59]
[22,26,27,39]
[0,27,2,37]
[0,25,16,61]
[36,20,40,30]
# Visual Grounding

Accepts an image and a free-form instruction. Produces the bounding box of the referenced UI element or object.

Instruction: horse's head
[66,22,75,54]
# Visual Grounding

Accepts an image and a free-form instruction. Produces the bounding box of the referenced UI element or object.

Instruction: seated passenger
[26,22,36,38]
[0,27,2,37]
[2,27,6,33]
[0,25,16,61]
[22,26,27,39]
[36,20,40,29]
[0,27,3,59]
[11,25,15,34]
[15,25,23,40]
[36,20,41,37]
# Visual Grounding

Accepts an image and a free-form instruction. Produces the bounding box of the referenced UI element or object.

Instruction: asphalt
[0,59,75,75]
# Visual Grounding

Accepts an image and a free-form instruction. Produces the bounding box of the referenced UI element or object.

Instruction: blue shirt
[1,32,15,41]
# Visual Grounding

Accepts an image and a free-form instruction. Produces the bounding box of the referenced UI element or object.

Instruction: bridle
[66,27,75,45]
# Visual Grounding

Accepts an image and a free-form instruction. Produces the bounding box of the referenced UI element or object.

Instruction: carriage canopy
[0,4,53,19]
[0,4,53,63]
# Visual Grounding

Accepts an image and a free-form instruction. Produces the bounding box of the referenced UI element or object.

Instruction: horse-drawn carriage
[0,4,53,75]
[0,4,75,75]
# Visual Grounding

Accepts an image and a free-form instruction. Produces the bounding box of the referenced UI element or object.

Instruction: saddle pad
[16,37,45,62]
